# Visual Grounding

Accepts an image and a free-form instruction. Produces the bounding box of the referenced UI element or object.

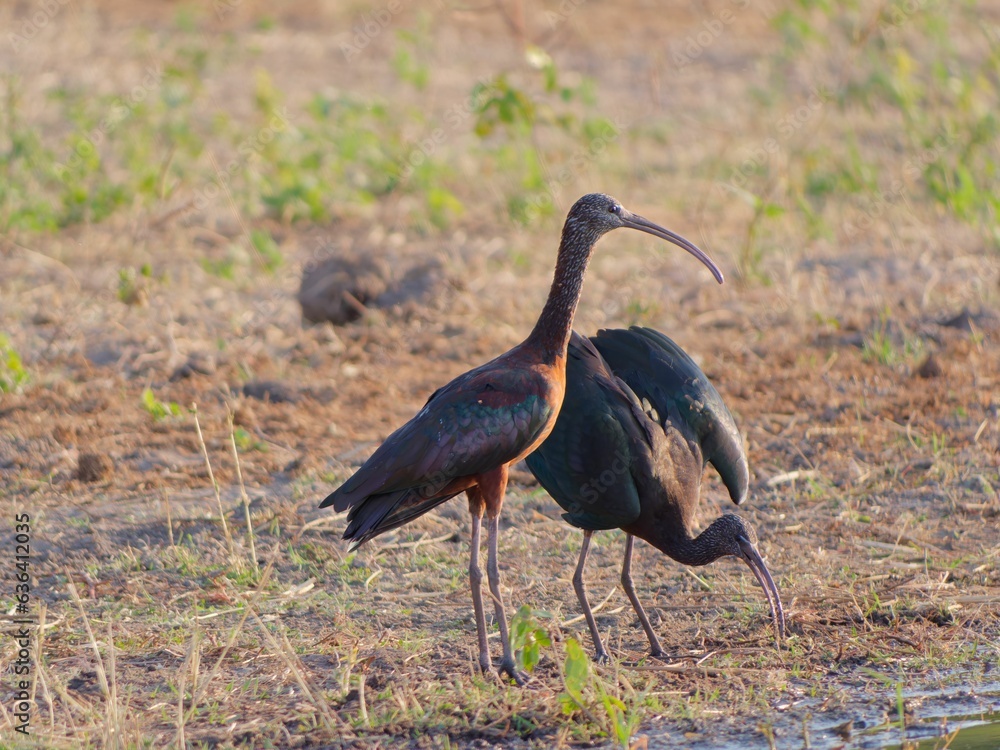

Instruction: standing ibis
[320,194,723,682]
[525,327,784,661]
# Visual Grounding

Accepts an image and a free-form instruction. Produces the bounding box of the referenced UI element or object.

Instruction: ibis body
[526,327,784,661]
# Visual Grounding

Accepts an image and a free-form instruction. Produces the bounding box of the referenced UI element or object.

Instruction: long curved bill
[737,536,786,643]
[621,210,725,284]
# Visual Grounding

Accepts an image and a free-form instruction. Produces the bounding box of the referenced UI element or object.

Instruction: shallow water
[872,709,1000,750]
[814,685,1000,750]
[646,683,1000,749]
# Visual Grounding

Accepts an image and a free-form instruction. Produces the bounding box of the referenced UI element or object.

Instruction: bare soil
[1,1,999,748]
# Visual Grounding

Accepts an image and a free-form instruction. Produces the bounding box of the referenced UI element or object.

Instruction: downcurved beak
[737,535,786,644]
[621,210,724,284]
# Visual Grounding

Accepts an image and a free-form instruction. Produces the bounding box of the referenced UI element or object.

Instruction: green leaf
[562,637,589,703]
[250,229,282,273]
[510,604,551,674]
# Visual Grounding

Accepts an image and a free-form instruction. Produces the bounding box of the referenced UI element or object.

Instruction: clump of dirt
[170,352,217,381]
[916,354,943,378]
[298,251,447,325]
[941,307,999,332]
[77,452,114,482]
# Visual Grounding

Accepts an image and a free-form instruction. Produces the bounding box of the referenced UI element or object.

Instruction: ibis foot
[648,648,676,662]
[593,650,611,665]
[477,653,493,675]
[498,659,528,686]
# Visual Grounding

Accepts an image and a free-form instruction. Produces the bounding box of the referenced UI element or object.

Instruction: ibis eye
[609,205,620,214]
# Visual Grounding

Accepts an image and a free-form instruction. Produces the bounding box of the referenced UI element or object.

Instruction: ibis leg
[573,530,609,663]
[468,491,492,674]
[486,513,525,684]
[621,534,665,658]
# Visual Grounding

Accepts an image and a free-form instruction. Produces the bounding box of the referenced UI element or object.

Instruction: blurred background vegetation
[2,0,997,283]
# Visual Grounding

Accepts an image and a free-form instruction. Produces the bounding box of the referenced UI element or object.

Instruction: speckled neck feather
[644,515,746,567]
[526,214,603,359]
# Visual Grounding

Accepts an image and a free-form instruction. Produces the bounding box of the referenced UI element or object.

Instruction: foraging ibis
[525,327,784,661]
[321,195,723,681]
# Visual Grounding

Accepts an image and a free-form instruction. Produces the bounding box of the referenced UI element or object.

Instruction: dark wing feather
[341,487,462,549]
[590,327,749,505]
[321,357,555,544]
[526,333,643,530]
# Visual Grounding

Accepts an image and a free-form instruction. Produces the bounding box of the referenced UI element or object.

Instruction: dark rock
[67,670,102,695]
[298,252,447,325]
[242,380,298,403]
[85,342,120,367]
[940,307,999,332]
[942,308,976,331]
[298,254,391,325]
[832,719,853,739]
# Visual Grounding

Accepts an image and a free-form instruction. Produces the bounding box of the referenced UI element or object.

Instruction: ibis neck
[644,522,727,568]
[526,230,595,360]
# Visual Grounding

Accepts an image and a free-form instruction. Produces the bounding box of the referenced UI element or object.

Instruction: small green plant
[862,325,896,366]
[249,229,282,273]
[200,255,237,280]
[392,24,431,91]
[509,605,551,675]
[862,313,924,367]
[117,267,148,305]
[624,298,660,326]
[559,637,642,748]
[725,184,784,285]
[141,387,181,421]
[0,335,29,393]
[560,637,590,714]
[233,426,266,453]
[471,55,617,226]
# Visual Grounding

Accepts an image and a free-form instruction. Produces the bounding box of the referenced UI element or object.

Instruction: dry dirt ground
[1,1,999,748]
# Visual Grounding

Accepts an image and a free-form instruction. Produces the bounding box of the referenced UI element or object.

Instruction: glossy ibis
[525,327,784,661]
[321,195,723,682]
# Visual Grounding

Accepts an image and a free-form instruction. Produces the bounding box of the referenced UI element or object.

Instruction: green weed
[509,605,551,675]
[141,387,182,421]
[560,637,643,748]
[471,54,621,226]
[392,21,432,91]
[249,229,282,273]
[232,426,266,453]
[727,185,785,285]
[0,334,29,394]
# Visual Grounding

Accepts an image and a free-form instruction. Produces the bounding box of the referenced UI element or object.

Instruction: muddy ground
[1,1,999,748]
